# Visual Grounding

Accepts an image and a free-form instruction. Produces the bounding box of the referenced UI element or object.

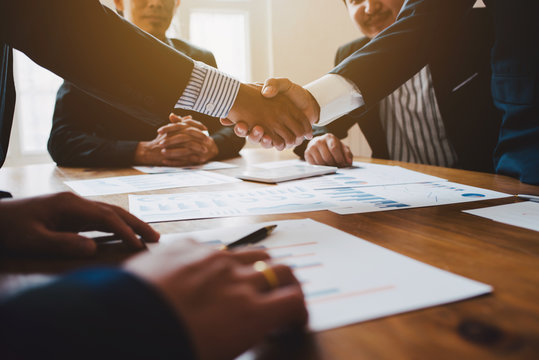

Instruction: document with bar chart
[154,219,492,332]
[129,182,509,222]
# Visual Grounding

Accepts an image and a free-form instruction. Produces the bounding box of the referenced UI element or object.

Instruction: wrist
[134,142,156,165]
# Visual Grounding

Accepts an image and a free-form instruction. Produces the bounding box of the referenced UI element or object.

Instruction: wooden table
[1,149,538,359]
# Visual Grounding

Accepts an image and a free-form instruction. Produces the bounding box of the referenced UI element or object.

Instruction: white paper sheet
[463,201,539,232]
[330,181,509,215]
[155,219,492,332]
[65,171,241,196]
[129,181,509,222]
[133,161,237,174]
[286,161,446,189]
[129,185,333,222]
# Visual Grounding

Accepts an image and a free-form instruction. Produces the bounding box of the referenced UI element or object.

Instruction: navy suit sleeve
[331,0,475,109]
[0,268,196,360]
[1,0,194,127]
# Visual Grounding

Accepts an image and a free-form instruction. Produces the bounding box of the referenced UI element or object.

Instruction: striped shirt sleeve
[176,61,240,118]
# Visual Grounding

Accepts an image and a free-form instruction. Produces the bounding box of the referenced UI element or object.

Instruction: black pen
[221,225,278,250]
[90,234,148,250]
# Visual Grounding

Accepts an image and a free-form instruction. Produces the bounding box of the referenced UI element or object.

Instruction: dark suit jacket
[1,0,197,167]
[0,1,204,356]
[328,0,538,183]
[296,7,502,173]
[48,38,244,167]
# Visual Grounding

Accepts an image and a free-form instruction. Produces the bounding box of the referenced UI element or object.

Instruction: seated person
[295,0,502,173]
[48,0,244,168]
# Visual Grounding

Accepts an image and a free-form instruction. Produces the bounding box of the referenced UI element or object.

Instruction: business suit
[297,8,501,173]
[1,0,197,167]
[0,1,203,356]
[48,38,244,167]
[330,0,539,184]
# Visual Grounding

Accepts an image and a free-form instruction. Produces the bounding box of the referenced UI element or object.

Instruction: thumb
[262,78,292,98]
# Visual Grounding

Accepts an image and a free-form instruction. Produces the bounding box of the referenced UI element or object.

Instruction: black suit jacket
[296,7,501,173]
[0,0,197,167]
[48,38,244,167]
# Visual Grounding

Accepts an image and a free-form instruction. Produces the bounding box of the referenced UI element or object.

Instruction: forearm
[3,0,193,127]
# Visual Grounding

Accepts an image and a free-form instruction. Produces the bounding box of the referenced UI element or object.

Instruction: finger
[220,117,235,126]
[257,285,308,331]
[230,249,271,264]
[318,140,338,166]
[308,146,325,165]
[243,264,298,293]
[161,146,199,159]
[169,113,192,124]
[181,119,207,132]
[327,137,346,166]
[105,203,160,244]
[234,122,250,137]
[84,205,146,249]
[247,126,264,143]
[343,143,354,166]
[271,134,286,151]
[161,131,208,148]
[158,122,189,135]
[260,135,273,149]
[234,124,249,138]
[39,229,97,257]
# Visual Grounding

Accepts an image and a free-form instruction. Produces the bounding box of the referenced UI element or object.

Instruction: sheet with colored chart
[129,182,509,223]
[153,219,492,332]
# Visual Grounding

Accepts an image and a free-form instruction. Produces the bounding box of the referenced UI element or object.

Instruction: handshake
[221,78,320,151]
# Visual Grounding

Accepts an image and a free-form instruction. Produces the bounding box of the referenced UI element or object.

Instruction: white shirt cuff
[176,61,240,118]
[305,74,364,126]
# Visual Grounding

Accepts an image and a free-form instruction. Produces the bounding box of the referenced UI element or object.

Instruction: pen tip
[266,225,277,235]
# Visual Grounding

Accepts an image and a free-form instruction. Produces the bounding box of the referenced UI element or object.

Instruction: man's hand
[225,78,321,149]
[0,192,159,257]
[125,239,308,360]
[134,114,218,166]
[305,134,353,168]
[222,83,314,150]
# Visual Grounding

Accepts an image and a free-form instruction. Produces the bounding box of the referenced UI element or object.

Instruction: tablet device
[238,163,337,183]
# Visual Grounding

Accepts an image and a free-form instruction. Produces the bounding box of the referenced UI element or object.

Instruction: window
[172,0,271,82]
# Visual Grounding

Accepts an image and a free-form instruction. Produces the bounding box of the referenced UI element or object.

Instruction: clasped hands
[135,113,218,166]
[222,79,321,150]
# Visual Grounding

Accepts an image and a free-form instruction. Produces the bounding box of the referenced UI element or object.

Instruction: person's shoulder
[336,37,370,64]
[169,38,216,66]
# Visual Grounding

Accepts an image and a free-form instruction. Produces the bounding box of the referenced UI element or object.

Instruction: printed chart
[157,219,492,332]
[130,182,509,222]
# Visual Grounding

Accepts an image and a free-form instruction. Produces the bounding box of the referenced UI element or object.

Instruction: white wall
[269,0,371,157]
